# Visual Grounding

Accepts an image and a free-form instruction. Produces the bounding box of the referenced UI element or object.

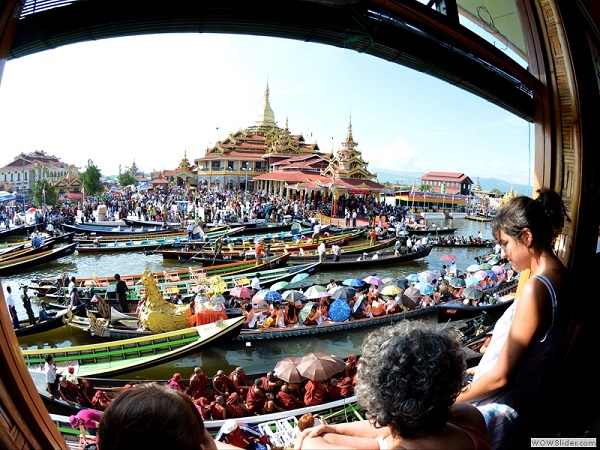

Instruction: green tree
[419,184,431,192]
[118,171,138,188]
[33,179,58,206]
[79,160,103,196]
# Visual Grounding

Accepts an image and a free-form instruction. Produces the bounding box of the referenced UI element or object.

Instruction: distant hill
[372,168,532,196]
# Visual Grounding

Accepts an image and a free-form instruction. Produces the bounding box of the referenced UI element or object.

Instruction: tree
[419,184,431,192]
[33,179,58,206]
[79,160,103,196]
[118,171,138,188]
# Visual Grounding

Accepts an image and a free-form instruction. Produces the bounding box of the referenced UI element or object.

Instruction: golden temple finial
[256,80,276,127]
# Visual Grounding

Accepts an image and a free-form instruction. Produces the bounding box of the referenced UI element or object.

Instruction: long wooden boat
[30,251,292,296]
[58,262,321,326]
[14,304,86,338]
[437,296,515,325]
[221,224,331,245]
[401,226,457,235]
[429,235,494,248]
[47,395,360,441]
[289,245,432,269]
[61,222,179,235]
[74,235,205,253]
[75,230,188,243]
[22,316,245,378]
[236,305,437,341]
[0,232,74,262]
[465,214,494,222]
[153,230,361,261]
[0,242,78,275]
[0,223,37,238]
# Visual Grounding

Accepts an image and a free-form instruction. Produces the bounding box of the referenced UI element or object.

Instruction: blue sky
[0,33,532,185]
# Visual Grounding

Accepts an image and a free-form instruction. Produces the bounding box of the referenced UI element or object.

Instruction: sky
[0,31,533,185]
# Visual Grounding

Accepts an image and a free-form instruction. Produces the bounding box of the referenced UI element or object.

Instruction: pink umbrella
[362,275,383,286]
[491,265,505,274]
[274,356,304,383]
[229,286,253,299]
[296,352,345,381]
[439,254,456,261]
[473,270,488,281]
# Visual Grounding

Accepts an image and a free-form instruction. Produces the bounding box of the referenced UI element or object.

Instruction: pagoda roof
[420,171,472,183]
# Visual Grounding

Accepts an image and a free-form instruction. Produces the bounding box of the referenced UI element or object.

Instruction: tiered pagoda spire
[322,115,376,180]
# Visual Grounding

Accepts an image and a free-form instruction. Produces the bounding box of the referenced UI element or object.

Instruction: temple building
[194,83,385,209]
[163,151,196,188]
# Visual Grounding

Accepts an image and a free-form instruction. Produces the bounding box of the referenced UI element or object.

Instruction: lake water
[5,218,495,379]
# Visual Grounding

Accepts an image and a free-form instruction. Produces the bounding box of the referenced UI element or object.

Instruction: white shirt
[313,224,321,234]
[44,361,57,384]
[251,276,261,291]
[318,243,326,254]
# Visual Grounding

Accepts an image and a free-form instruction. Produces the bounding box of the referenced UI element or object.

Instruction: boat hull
[436,298,514,324]
[0,242,77,275]
[289,245,432,269]
[22,316,245,378]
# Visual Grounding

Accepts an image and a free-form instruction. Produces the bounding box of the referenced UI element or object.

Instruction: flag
[410,183,415,197]
[42,187,45,196]
[82,185,85,196]
[441,182,446,194]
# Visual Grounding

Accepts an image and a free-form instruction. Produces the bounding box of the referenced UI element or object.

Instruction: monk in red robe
[275,385,305,410]
[303,379,325,406]
[213,369,235,398]
[245,378,267,415]
[338,375,356,397]
[260,372,282,394]
[210,395,227,420]
[226,392,250,418]
[324,378,343,402]
[229,366,251,398]
[189,366,213,402]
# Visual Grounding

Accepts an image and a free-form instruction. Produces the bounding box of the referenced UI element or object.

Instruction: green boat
[22,316,245,378]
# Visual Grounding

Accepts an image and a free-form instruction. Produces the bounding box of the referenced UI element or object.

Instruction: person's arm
[457,279,546,403]
[297,421,389,449]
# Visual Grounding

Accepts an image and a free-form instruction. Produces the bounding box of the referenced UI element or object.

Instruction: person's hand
[295,424,334,449]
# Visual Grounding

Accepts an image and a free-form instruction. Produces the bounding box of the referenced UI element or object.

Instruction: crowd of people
[7,186,573,449]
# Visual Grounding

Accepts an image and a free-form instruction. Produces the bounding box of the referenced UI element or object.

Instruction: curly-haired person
[296,321,491,449]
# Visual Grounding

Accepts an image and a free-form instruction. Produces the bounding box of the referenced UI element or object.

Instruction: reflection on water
[6,218,494,379]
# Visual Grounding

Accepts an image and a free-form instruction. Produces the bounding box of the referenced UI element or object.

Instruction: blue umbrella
[419,284,435,295]
[406,273,419,283]
[342,278,364,287]
[328,299,351,322]
[465,277,480,287]
[290,272,310,284]
[263,290,282,302]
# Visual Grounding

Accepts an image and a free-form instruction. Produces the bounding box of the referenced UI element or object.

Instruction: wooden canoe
[74,235,201,253]
[236,305,437,341]
[22,316,245,378]
[0,232,74,262]
[401,226,457,235]
[62,222,179,235]
[154,231,360,261]
[14,304,86,338]
[58,262,321,332]
[437,296,515,325]
[0,242,78,275]
[30,251,292,295]
[289,245,432,269]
